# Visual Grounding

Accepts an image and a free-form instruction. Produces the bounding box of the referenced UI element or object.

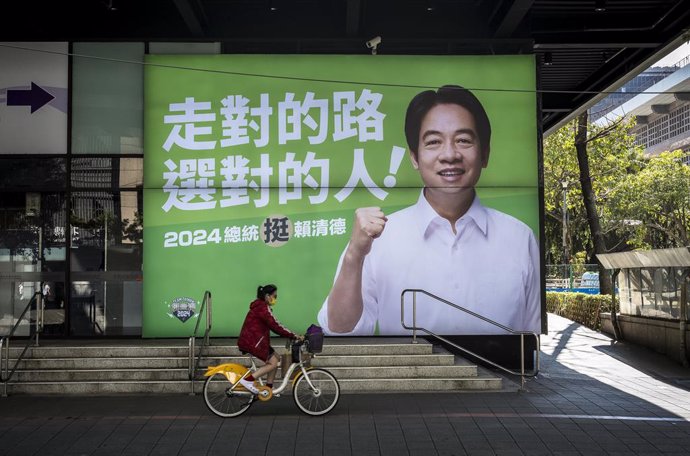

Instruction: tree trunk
[574,111,612,296]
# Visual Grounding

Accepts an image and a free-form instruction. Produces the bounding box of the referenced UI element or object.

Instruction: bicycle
[202,337,339,417]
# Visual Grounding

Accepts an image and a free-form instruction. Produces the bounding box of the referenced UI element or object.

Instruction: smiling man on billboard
[318,85,540,336]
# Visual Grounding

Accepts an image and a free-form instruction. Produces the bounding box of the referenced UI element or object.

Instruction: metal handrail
[188,291,212,393]
[401,288,540,390]
[1,292,43,397]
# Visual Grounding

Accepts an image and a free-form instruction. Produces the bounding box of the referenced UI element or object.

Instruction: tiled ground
[1,313,689,455]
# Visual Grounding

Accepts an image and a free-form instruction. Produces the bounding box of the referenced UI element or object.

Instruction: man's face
[410,103,487,194]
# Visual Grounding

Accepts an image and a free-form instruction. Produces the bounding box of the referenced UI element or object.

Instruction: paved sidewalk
[1,313,690,455]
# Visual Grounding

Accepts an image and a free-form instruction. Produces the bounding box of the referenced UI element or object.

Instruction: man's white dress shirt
[317,191,540,335]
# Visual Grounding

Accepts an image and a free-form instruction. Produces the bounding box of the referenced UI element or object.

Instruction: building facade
[593,51,690,159]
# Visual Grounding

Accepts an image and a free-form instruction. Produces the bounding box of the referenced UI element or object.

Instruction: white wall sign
[0,42,68,154]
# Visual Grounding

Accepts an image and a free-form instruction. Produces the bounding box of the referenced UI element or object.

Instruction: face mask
[267,296,277,306]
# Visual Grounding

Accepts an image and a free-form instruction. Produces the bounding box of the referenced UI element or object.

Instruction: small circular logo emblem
[168,297,197,323]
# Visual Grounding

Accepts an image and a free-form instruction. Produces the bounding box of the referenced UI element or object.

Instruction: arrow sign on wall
[7,82,55,113]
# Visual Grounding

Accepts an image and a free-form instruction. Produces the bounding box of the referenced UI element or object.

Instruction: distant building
[592,53,690,158]
[589,67,677,122]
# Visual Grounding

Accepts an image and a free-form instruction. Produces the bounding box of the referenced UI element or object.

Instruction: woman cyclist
[237,284,303,394]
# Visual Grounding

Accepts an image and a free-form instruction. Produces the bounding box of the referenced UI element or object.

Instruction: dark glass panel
[0,158,66,190]
[70,191,143,272]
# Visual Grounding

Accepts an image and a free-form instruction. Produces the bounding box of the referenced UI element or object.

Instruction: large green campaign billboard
[143,55,540,337]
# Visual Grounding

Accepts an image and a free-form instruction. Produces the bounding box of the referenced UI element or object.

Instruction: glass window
[71,43,144,155]
[0,157,66,190]
[0,192,67,270]
[621,267,683,320]
[71,157,143,189]
[69,191,142,336]
[70,191,142,272]
[70,278,141,336]
[641,268,655,307]
[1,191,66,335]
[619,270,634,315]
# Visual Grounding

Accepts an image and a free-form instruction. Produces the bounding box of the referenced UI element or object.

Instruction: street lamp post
[561,180,569,287]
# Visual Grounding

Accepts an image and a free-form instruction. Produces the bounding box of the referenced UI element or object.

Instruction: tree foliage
[609,150,690,248]
[544,116,644,264]
[544,116,689,264]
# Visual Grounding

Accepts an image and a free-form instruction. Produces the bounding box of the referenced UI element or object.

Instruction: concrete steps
[2,338,504,395]
[11,364,479,382]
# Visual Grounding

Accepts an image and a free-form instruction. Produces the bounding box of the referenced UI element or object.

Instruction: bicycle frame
[204,350,314,398]
[203,338,338,418]
[272,360,313,395]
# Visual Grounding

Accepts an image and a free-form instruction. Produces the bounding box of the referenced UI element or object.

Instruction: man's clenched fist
[349,207,387,256]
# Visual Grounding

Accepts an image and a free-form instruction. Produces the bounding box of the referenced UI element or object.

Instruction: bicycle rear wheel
[203,372,254,417]
[293,368,340,416]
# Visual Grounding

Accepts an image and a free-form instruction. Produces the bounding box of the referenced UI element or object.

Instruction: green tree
[543,115,644,268]
[610,150,690,248]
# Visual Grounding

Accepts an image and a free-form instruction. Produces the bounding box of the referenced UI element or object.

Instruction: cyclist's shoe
[239,378,259,395]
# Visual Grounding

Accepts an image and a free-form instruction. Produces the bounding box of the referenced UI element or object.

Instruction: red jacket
[237,299,298,361]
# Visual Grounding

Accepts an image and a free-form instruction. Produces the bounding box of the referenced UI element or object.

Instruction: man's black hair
[404,85,491,163]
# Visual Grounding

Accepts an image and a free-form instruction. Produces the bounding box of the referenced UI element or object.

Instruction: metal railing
[188,291,212,394]
[671,52,690,71]
[1,292,44,397]
[401,289,540,390]
[87,295,104,335]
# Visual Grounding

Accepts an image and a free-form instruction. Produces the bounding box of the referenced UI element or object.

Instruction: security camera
[365,36,382,49]
[365,36,381,54]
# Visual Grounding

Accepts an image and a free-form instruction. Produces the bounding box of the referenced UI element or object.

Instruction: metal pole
[203,293,212,346]
[35,294,43,347]
[0,337,4,383]
[3,338,8,384]
[37,226,42,336]
[520,334,525,391]
[103,213,107,334]
[412,292,417,344]
[1,337,6,397]
[611,269,622,340]
[189,336,195,395]
[679,270,688,367]
[562,180,568,266]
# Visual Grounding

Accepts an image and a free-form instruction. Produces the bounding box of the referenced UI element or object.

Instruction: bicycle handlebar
[285,338,303,346]
[285,338,318,358]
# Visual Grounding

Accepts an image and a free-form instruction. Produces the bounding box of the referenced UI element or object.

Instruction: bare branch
[585,117,625,144]
[644,221,684,245]
[546,211,562,222]
[607,238,628,252]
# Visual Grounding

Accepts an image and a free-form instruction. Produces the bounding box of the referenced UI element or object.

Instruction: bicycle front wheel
[203,372,254,418]
[293,368,340,416]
